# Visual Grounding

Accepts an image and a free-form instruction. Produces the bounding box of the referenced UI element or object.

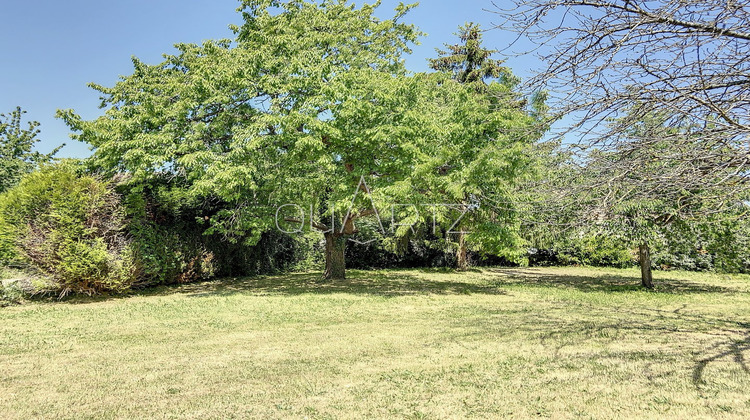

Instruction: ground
[1,266,749,419]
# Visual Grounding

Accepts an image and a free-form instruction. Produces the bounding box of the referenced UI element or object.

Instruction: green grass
[1,266,749,419]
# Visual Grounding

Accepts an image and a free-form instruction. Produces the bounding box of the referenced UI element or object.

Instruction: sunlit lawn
[1,266,749,419]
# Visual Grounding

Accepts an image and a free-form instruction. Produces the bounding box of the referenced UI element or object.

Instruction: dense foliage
[59,0,544,279]
[0,163,135,296]
[0,163,312,297]
[425,22,546,269]
[121,177,303,287]
[1,1,748,297]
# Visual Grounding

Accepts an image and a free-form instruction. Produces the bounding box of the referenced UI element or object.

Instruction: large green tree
[427,22,544,269]
[60,0,540,279]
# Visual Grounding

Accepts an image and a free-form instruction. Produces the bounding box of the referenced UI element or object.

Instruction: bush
[120,178,305,287]
[0,166,310,296]
[0,163,136,296]
[123,190,214,287]
[555,235,635,268]
[651,220,750,273]
[708,221,750,273]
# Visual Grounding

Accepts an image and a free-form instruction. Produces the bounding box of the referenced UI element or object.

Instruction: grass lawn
[1,266,749,419]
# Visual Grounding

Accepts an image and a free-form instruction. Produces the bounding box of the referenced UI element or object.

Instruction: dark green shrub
[0,163,136,296]
[123,190,215,287]
[556,235,635,268]
[651,220,750,273]
[121,179,304,287]
[708,221,750,273]
[651,233,713,272]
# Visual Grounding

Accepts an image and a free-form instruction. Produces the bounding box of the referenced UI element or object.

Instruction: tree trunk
[456,231,469,271]
[324,232,346,280]
[639,243,654,289]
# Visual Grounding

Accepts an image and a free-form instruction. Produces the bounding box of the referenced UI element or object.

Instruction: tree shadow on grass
[486,267,741,294]
[54,266,744,305]
[53,270,507,304]
[181,270,508,299]
[583,313,750,392]
[569,320,750,393]
[445,298,750,392]
[692,332,750,391]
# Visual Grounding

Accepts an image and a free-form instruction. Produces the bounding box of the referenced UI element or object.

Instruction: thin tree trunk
[456,231,469,271]
[639,243,654,289]
[324,232,346,280]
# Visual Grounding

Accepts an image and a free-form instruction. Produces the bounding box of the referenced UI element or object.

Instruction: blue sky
[0,0,542,158]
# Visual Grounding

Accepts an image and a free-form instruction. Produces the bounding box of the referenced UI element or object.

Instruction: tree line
[1,0,747,298]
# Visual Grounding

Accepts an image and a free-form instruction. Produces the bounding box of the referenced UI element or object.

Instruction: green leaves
[0,107,62,194]
[0,162,136,296]
[422,23,543,259]
[58,1,542,267]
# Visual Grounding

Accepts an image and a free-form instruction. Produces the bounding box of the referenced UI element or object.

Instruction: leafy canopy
[59,0,542,259]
